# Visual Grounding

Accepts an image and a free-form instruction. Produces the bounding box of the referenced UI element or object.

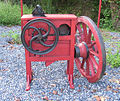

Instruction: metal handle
[97,0,102,28]
[20,0,23,17]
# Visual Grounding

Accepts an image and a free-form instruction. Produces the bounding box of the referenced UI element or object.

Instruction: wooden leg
[29,65,32,83]
[26,61,32,91]
[66,60,70,74]
[67,60,74,89]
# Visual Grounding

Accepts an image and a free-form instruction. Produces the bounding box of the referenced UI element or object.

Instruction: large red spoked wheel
[75,16,106,83]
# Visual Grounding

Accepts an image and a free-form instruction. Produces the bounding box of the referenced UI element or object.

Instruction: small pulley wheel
[21,18,59,55]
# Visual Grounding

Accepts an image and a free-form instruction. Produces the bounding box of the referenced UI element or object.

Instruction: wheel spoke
[87,41,96,48]
[86,60,90,75]
[90,55,99,71]
[29,34,39,49]
[75,34,81,44]
[89,50,99,57]
[82,23,87,42]
[42,24,51,38]
[77,23,82,34]
[77,23,85,41]
[88,57,95,76]
[91,41,96,46]
[87,28,92,43]
[81,58,85,69]
[27,26,40,37]
[39,40,53,47]
[75,58,86,74]
[75,58,81,70]
[31,29,36,37]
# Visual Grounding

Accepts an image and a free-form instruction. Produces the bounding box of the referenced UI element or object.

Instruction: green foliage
[102,32,113,42]
[107,46,120,68]
[41,0,54,14]
[100,8,112,29]
[9,30,21,44]
[0,0,119,31]
[8,30,21,44]
[0,1,32,25]
[11,34,21,44]
[100,0,120,31]
[1,29,21,44]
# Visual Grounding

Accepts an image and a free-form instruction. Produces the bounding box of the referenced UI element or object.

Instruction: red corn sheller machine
[20,0,106,91]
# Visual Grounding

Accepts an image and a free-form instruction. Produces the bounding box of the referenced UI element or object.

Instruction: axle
[74,42,89,59]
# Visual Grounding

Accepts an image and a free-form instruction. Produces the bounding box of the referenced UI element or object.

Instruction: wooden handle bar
[20,0,23,17]
[97,0,102,28]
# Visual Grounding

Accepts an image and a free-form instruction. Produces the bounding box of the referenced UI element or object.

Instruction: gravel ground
[0,26,120,101]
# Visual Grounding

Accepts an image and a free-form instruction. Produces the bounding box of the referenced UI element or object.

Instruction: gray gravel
[0,26,120,101]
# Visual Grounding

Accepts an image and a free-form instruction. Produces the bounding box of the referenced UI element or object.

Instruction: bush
[100,0,120,31]
[107,45,120,68]
[0,0,119,32]
[0,1,32,25]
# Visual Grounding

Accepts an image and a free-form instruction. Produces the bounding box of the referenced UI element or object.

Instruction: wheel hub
[74,42,89,59]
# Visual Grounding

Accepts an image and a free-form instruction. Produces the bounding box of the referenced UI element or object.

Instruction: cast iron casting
[21,18,59,55]
[32,5,46,17]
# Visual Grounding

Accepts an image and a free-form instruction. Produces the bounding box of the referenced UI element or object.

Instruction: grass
[101,32,113,42]
[101,28,120,33]
[11,34,21,44]
[101,30,120,68]
[1,29,21,44]
[0,1,32,25]
[107,46,120,68]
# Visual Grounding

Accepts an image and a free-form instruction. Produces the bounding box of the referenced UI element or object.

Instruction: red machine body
[21,14,76,90]
[20,0,106,91]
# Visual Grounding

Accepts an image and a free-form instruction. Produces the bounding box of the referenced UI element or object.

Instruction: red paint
[21,14,77,91]
[21,1,105,91]
[75,16,105,83]
[76,42,88,59]
[97,0,102,28]
[20,0,23,17]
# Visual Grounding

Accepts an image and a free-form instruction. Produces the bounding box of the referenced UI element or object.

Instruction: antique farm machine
[20,0,106,91]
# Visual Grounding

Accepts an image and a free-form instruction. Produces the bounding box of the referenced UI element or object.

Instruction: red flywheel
[75,16,106,83]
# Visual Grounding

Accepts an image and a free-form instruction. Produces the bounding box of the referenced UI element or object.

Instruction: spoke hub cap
[75,42,89,59]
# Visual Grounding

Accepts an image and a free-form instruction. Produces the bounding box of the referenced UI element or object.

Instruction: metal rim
[75,16,106,83]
